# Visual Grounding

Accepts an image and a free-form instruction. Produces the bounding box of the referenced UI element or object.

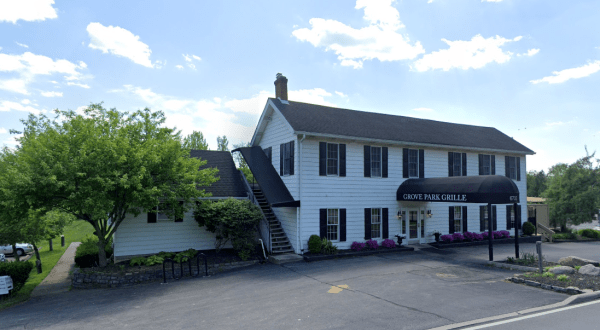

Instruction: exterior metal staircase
[252,186,294,254]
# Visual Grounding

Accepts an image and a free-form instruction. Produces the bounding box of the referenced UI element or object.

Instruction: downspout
[297,134,306,254]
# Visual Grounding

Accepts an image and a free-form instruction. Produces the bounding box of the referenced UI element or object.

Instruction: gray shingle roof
[190,150,247,198]
[270,98,533,154]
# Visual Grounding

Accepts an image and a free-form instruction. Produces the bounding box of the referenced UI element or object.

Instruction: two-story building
[235,74,534,255]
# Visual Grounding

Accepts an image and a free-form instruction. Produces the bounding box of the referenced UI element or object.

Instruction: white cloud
[0,0,57,24]
[87,22,154,68]
[412,107,434,112]
[192,55,201,61]
[181,54,201,70]
[21,99,31,104]
[0,51,87,94]
[16,42,28,48]
[530,60,600,84]
[67,82,90,88]
[335,91,348,98]
[292,0,424,69]
[482,0,503,2]
[225,91,271,115]
[0,100,45,115]
[175,65,184,70]
[289,88,337,107]
[0,128,7,134]
[412,34,522,71]
[526,48,539,56]
[41,90,62,97]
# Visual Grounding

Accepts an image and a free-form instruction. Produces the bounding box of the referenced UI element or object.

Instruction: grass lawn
[0,220,94,310]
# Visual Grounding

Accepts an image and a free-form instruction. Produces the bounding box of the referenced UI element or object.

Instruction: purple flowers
[499,230,510,238]
[452,233,464,242]
[440,234,453,243]
[439,231,512,243]
[382,239,396,248]
[366,239,379,249]
[351,242,366,251]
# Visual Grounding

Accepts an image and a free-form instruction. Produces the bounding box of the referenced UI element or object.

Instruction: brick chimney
[274,73,288,101]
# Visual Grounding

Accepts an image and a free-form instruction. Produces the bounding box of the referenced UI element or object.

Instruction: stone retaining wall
[72,260,259,289]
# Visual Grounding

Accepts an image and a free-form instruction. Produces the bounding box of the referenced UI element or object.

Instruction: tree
[216,135,229,151]
[544,150,600,230]
[8,103,219,267]
[232,142,254,182]
[183,131,209,150]
[526,170,547,197]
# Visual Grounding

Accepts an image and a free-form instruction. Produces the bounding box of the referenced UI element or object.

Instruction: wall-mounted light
[426,210,433,218]
[397,211,403,220]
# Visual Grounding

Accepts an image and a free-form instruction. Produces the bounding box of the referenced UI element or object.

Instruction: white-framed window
[409,149,419,178]
[283,142,292,175]
[510,207,515,228]
[481,155,491,175]
[153,202,183,223]
[371,208,382,238]
[327,209,339,241]
[371,147,382,177]
[400,210,406,235]
[507,156,517,180]
[327,143,339,175]
[451,153,463,176]
[482,205,490,231]
[454,206,462,233]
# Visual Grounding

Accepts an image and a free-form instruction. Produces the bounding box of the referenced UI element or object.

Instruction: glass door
[409,210,419,241]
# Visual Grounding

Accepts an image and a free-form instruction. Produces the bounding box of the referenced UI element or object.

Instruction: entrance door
[407,209,426,244]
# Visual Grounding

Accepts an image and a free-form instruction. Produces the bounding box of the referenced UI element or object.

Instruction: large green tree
[183,130,209,150]
[232,142,254,182]
[544,151,600,229]
[216,135,229,151]
[527,170,548,197]
[9,103,218,267]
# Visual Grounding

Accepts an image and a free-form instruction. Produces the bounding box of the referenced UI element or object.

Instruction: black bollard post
[61,235,65,247]
[48,239,53,251]
[488,203,493,261]
[36,259,42,274]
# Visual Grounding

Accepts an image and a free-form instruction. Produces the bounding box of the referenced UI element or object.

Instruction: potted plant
[432,230,442,243]
[394,234,406,246]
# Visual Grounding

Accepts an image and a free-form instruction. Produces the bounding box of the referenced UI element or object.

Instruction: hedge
[74,235,113,268]
[0,261,34,295]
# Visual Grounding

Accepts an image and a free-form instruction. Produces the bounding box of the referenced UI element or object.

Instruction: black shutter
[382,147,388,178]
[148,206,157,223]
[516,157,521,181]
[403,148,409,178]
[506,205,512,230]
[449,152,454,177]
[419,149,424,178]
[175,201,184,222]
[480,206,485,231]
[319,209,327,239]
[340,209,346,242]
[461,153,467,176]
[382,208,389,239]
[478,154,483,175]
[280,144,284,175]
[462,206,468,232]
[289,141,294,175]
[491,155,496,175]
[319,142,326,176]
[364,208,371,240]
[505,156,509,178]
[492,205,497,231]
[449,206,455,234]
[267,147,272,162]
[339,144,346,177]
[364,146,371,177]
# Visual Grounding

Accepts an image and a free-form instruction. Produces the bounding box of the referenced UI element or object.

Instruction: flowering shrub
[452,233,464,242]
[499,230,510,238]
[493,231,503,239]
[463,231,478,241]
[382,239,396,248]
[440,234,453,243]
[366,239,379,249]
[482,231,489,239]
[473,233,484,241]
[351,242,366,251]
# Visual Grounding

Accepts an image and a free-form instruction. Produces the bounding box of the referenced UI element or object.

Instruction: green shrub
[0,261,34,295]
[144,255,164,266]
[557,274,569,282]
[578,229,600,239]
[129,257,146,266]
[173,249,197,263]
[321,238,338,255]
[308,235,322,253]
[74,235,114,268]
[553,232,577,240]
[522,222,535,236]
[157,251,176,259]
[541,271,555,277]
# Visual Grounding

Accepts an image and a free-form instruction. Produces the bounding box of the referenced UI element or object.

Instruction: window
[479,205,497,231]
[510,207,515,229]
[157,203,169,221]
[506,156,518,180]
[481,155,491,175]
[327,209,339,241]
[371,147,382,177]
[400,210,406,235]
[148,202,183,223]
[371,208,381,239]
[327,143,338,175]
[409,149,419,178]
[454,206,462,233]
[280,141,294,176]
[449,152,466,176]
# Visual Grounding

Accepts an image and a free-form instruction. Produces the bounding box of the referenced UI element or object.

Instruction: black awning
[233,146,300,208]
[397,175,519,204]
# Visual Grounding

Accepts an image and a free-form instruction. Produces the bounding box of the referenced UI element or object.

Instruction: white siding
[297,137,528,250]
[114,210,231,259]
[273,207,298,251]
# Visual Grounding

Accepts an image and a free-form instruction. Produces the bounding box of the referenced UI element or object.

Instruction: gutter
[297,134,306,254]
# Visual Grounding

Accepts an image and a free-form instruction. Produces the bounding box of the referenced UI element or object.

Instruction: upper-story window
[403,148,424,178]
[505,156,520,181]
[371,147,382,177]
[448,152,467,176]
[478,154,496,175]
[280,141,294,176]
[409,149,419,177]
[320,142,346,177]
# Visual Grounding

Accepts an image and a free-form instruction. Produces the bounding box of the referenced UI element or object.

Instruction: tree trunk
[32,243,41,262]
[97,235,107,267]
[12,243,20,262]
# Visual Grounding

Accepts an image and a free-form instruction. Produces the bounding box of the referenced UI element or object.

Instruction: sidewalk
[30,242,81,297]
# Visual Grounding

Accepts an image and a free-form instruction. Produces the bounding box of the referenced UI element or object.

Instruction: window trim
[507,156,517,180]
[408,149,419,178]
[371,208,382,239]
[481,155,491,175]
[327,208,340,242]
[326,143,339,176]
[371,146,382,178]
[454,206,462,233]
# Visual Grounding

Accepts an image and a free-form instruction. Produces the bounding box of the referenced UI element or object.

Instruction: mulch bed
[429,235,541,249]
[515,272,600,292]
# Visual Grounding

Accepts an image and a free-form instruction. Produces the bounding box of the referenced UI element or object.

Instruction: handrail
[239,170,271,254]
[162,253,209,284]
[537,223,555,243]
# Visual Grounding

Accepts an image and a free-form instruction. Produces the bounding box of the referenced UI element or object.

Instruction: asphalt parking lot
[0,242,575,330]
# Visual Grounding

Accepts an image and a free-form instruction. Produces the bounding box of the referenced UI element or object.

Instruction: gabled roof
[190,150,247,198]
[269,98,534,154]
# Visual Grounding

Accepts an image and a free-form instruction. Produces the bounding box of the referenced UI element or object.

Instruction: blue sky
[1,0,599,172]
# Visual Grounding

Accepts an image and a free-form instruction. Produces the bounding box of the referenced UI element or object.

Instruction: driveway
[0,242,576,330]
